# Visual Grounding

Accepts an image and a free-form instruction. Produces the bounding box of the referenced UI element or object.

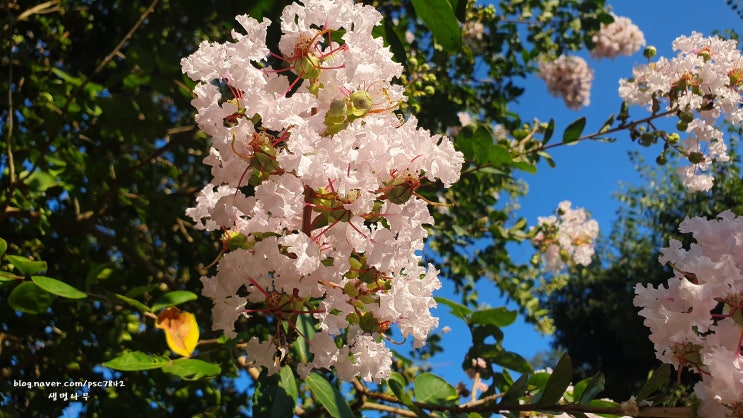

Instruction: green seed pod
[349,90,373,117]
[687,151,705,164]
[294,53,321,80]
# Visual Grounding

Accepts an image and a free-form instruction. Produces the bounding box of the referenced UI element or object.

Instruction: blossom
[634,211,743,416]
[619,32,741,192]
[182,0,462,381]
[538,55,594,110]
[531,201,599,273]
[590,14,645,60]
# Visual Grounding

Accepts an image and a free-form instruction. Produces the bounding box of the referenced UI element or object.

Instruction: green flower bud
[643,46,657,59]
[656,154,667,166]
[668,132,680,144]
[676,120,689,131]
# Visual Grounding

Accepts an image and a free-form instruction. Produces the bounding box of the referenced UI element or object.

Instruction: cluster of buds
[634,211,743,417]
[531,201,599,273]
[619,33,741,191]
[181,0,463,382]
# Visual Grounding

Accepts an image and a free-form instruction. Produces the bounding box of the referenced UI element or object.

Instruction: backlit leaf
[156,307,199,357]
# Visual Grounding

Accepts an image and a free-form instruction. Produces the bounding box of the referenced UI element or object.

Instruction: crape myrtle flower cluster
[539,14,644,110]
[619,32,742,192]
[590,13,645,60]
[634,212,743,417]
[531,201,599,273]
[538,55,594,111]
[181,0,463,381]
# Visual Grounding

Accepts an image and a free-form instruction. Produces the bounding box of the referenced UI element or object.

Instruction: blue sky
[429,0,743,393]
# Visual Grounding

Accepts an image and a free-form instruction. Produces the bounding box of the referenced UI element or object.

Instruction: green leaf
[499,372,529,406]
[413,373,458,405]
[151,290,198,311]
[434,296,472,319]
[8,282,56,314]
[162,358,221,380]
[577,373,605,405]
[6,255,47,276]
[254,368,296,418]
[470,307,517,327]
[542,119,555,144]
[411,0,461,52]
[101,351,169,371]
[305,372,354,418]
[388,373,427,417]
[31,276,86,299]
[278,366,298,404]
[511,161,537,174]
[562,117,586,144]
[0,237,7,258]
[482,349,532,374]
[114,293,153,313]
[537,354,572,405]
[0,271,18,282]
[635,364,671,403]
[293,314,315,364]
[22,170,58,193]
[598,113,615,134]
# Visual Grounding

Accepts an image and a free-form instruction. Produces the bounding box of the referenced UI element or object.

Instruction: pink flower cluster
[538,55,594,110]
[619,33,742,192]
[531,201,599,273]
[590,14,645,60]
[634,211,743,417]
[181,0,463,381]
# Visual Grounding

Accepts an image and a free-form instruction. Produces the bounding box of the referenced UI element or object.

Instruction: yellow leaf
[156,307,199,357]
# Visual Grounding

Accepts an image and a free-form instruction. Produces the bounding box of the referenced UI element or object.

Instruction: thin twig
[91,0,160,78]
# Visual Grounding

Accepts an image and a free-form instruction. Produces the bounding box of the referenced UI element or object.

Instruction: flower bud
[687,151,705,164]
[643,46,656,59]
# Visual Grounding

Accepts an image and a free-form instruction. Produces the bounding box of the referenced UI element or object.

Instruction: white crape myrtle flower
[634,211,743,417]
[619,32,742,192]
[590,14,645,60]
[181,0,463,382]
[538,55,594,110]
[531,201,599,273]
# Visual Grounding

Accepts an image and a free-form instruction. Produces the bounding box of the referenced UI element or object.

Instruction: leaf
[305,372,354,418]
[293,314,315,364]
[254,368,296,418]
[577,373,605,405]
[388,373,427,417]
[482,349,532,374]
[31,276,86,299]
[156,307,199,357]
[114,293,152,313]
[6,255,47,276]
[635,363,671,403]
[413,373,458,405]
[0,237,7,258]
[499,372,529,406]
[470,307,517,327]
[434,297,472,319]
[542,119,555,144]
[102,351,169,371]
[151,290,198,311]
[278,365,298,404]
[162,358,221,380]
[537,354,572,405]
[410,0,461,52]
[8,282,56,314]
[598,113,615,134]
[0,271,19,282]
[562,117,586,144]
